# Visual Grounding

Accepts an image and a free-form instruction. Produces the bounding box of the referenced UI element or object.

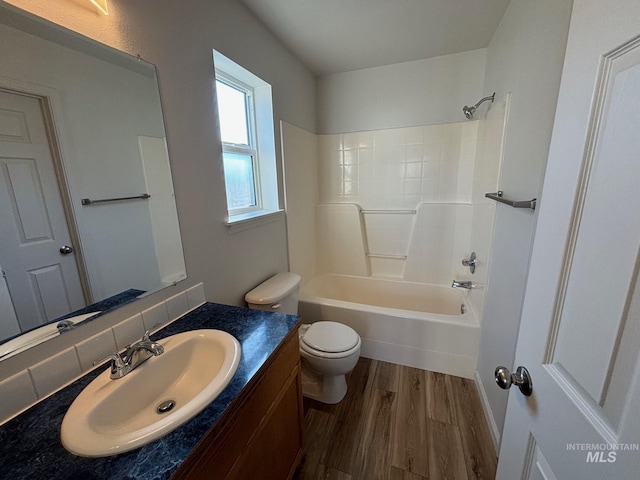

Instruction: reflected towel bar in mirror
[485,191,536,210]
[81,193,151,206]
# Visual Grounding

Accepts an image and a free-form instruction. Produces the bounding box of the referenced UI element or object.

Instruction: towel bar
[485,191,536,210]
[81,193,151,206]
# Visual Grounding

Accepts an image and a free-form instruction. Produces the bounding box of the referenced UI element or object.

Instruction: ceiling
[241,0,511,76]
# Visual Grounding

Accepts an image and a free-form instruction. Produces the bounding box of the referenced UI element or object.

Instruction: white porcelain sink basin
[61,329,241,457]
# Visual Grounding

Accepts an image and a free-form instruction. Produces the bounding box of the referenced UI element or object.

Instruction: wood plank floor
[293,358,497,480]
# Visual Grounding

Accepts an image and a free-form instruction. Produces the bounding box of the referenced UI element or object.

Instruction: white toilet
[245,272,361,404]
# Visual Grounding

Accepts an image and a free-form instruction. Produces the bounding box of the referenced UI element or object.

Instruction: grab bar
[81,193,151,206]
[485,191,536,210]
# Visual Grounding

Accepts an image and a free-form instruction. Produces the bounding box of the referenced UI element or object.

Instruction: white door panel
[4,159,54,242]
[497,1,640,479]
[0,90,84,332]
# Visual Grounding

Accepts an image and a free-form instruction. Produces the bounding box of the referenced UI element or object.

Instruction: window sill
[224,209,284,234]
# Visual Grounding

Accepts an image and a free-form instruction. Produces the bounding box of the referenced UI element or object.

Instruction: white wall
[475,0,573,447]
[0,0,315,380]
[317,49,487,134]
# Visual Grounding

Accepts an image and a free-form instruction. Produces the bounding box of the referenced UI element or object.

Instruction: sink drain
[157,399,176,414]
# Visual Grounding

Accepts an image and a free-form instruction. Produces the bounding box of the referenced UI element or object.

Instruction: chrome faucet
[95,331,164,379]
[452,280,474,289]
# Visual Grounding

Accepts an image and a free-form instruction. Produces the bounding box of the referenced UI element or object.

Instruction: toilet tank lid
[245,272,301,305]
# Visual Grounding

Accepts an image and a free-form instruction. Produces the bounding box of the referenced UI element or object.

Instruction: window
[216,76,258,212]
[214,51,280,229]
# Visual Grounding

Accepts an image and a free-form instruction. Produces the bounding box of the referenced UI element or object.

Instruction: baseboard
[474,369,501,453]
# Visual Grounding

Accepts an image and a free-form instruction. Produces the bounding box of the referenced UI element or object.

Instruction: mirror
[0,6,186,359]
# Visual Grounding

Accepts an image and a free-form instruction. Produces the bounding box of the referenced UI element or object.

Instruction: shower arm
[462,92,495,119]
[471,94,495,109]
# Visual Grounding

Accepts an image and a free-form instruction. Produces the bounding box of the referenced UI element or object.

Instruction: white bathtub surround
[362,210,414,278]
[0,282,206,425]
[403,203,474,285]
[316,96,507,297]
[282,101,506,289]
[317,201,477,284]
[316,204,369,276]
[299,274,479,378]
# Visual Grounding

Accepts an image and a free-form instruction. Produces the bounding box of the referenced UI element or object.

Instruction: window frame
[213,50,282,232]
[215,72,262,216]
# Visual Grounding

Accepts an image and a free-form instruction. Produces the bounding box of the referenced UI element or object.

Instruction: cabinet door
[229,369,303,480]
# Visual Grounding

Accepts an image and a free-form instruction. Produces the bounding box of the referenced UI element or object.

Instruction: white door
[0,90,85,332]
[496,1,640,479]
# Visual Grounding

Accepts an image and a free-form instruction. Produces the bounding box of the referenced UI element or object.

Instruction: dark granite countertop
[0,302,299,480]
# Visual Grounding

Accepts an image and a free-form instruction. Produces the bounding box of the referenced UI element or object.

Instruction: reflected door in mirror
[0,90,85,334]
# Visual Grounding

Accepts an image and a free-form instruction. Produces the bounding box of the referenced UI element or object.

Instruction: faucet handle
[461,252,477,274]
[142,330,151,342]
[94,352,126,369]
[94,352,130,379]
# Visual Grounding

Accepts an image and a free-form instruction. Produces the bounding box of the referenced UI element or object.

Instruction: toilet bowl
[298,321,361,404]
[245,273,361,404]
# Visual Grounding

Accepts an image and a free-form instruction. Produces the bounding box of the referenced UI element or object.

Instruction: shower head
[463,105,475,120]
[462,92,495,120]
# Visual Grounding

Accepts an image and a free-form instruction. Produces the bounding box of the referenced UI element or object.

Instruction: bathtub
[298,274,479,378]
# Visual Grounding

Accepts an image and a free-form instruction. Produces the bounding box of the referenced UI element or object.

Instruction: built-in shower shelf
[361,209,416,215]
[485,191,536,210]
[366,253,407,260]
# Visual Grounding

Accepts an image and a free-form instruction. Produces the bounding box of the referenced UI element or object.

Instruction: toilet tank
[245,272,301,315]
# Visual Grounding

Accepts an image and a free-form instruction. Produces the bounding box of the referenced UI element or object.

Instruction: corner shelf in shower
[485,191,536,210]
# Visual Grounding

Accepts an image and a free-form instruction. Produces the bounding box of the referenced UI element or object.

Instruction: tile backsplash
[0,283,206,425]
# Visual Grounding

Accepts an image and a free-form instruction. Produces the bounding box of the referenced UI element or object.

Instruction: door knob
[495,365,532,396]
[59,245,74,255]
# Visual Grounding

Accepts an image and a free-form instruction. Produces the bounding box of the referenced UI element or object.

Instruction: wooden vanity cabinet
[172,326,304,480]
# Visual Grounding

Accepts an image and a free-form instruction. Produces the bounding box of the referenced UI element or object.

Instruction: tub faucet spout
[452,280,474,289]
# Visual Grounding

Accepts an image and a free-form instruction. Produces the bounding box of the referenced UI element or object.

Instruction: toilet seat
[300,321,360,359]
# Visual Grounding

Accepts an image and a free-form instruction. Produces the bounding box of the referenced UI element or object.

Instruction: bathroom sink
[61,329,241,457]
